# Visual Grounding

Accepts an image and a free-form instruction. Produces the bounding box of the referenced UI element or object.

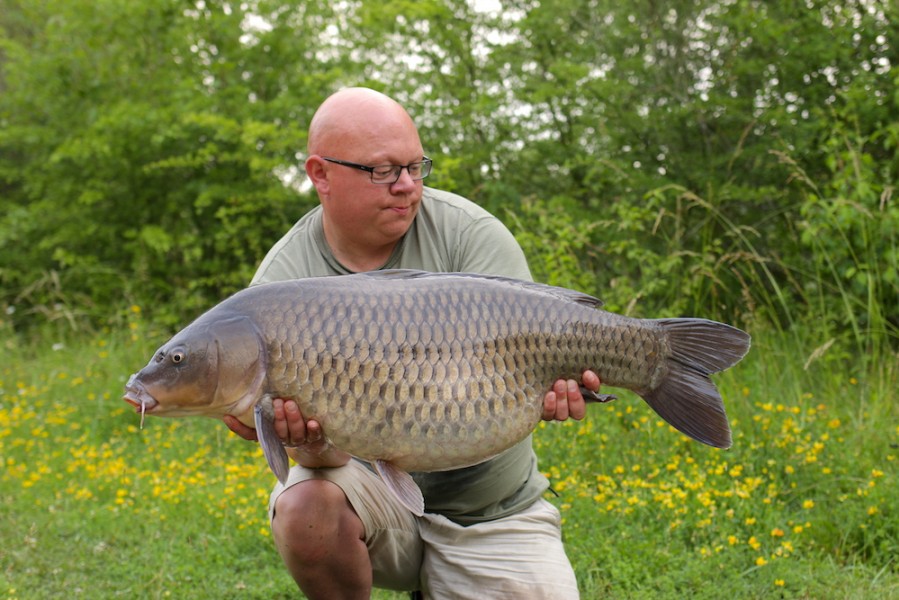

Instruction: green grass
[1,320,896,599]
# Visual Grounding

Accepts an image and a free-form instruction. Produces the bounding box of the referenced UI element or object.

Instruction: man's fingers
[553,379,569,421]
[304,418,323,443]
[544,379,574,421]
[543,371,601,422]
[582,369,601,392]
[567,379,587,420]
[272,398,289,440]
[542,391,557,421]
[272,398,303,445]
[223,415,258,441]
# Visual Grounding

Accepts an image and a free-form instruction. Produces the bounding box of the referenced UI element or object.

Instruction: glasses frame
[321,156,432,184]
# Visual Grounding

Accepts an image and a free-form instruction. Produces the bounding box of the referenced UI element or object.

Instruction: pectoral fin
[255,402,290,484]
[374,459,425,517]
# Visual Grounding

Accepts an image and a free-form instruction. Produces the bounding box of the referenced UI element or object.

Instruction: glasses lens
[370,165,399,183]
[369,159,432,184]
[417,159,432,180]
[406,163,423,178]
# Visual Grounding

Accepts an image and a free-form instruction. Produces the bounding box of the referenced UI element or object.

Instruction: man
[225,87,601,599]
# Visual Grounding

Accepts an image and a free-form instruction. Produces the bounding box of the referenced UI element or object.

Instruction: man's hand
[542,370,601,421]
[223,399,350,469]
[222,414,259,441]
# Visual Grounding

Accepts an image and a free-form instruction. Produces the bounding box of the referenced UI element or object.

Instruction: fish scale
[124,269,750,516]
[256,280,563,467]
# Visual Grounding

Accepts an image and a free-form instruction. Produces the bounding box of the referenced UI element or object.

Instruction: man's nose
[391,166,417,190]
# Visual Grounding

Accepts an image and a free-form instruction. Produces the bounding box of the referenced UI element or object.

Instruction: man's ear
[305,155,330,197]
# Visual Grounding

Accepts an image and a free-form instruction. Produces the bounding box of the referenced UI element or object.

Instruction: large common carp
[124,270,750,515]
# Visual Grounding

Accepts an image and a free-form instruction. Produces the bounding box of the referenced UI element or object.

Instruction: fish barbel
[123,270,750,515]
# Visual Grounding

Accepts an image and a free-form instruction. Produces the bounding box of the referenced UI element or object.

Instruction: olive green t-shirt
[252,187,549,524]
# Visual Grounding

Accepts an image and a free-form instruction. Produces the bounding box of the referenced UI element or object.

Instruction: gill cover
[206,315,268,416]
[132,314,266,418]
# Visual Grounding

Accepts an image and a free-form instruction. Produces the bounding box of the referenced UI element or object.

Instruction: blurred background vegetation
[1,3,896,597]
[1,0,896,362]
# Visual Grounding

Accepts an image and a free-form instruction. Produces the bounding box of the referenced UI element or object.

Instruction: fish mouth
[123,374,159,426]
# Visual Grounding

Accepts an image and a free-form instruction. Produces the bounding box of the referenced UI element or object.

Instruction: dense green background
[1,2,897,598]
[2,0,896,352]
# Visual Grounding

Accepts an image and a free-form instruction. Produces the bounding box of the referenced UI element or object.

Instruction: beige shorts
[269,460,579,599]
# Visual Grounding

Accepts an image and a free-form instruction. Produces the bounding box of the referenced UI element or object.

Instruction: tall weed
[780,108,898,360]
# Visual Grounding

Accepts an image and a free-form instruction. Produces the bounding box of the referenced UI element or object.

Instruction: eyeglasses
[322,156,433,184]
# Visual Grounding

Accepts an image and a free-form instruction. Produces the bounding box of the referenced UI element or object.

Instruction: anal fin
[374,459,425,517]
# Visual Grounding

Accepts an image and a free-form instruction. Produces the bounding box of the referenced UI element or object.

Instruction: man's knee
[273,478,349,520]
[272,479,363,561]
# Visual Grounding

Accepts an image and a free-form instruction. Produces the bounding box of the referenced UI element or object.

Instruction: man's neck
[322,223,399,273]
[334,248,395,273]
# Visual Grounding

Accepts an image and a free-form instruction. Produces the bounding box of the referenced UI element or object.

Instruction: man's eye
[373,166,397,177]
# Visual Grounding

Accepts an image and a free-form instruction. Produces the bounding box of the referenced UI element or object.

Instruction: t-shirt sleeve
[249,208,338,285]
[454,215,533,282]
[251,245,301,284]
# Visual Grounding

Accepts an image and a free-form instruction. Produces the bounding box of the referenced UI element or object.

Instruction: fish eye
[170,350,185,364]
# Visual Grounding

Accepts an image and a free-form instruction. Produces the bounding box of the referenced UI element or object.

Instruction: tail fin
[642,318,751,449]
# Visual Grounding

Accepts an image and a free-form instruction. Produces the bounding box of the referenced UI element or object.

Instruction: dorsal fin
[358,269,604,309]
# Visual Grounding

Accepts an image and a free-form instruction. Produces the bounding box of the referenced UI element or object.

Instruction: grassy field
[1,316,896,599]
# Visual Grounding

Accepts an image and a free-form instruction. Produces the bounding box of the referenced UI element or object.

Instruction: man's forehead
[309,90,420,154]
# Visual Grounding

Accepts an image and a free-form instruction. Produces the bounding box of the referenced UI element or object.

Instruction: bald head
[307,88,421,157]
[303,88,426,272]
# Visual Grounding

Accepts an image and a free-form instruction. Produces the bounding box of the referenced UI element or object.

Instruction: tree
[1,0,896,348]
[0,0,358,330]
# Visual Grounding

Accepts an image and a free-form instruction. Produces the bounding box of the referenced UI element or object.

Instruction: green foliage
[507,196,599,296]
[1,323,896,598]
[346,0,897,356]
[1,0,897,364]
[3,3,896,597]
[788,99,899,355]
[0,0,351,331]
